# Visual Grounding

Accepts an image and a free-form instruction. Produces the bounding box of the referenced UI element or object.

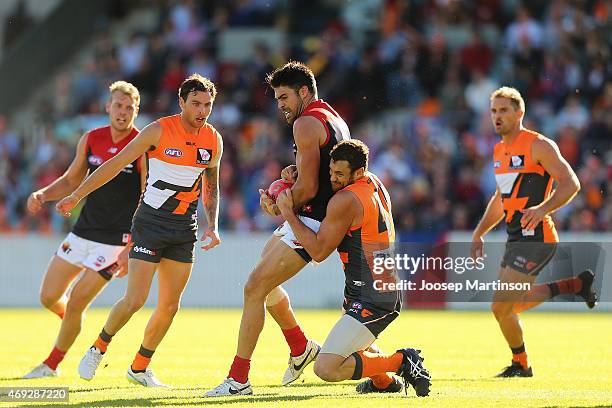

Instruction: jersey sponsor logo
[186,141,196,146]
[301,205,313,213]
[494,160,501,168]
[196,148,212,165]
[165,148,183,158]
[96,256,106,263]
[61,242,71,254]
[88,155,104,166]
[133,245,156,256]
[522,228,535,236]
[510,155,524,169]
[122,233,131,243]
[352,280,366,287]
[361,309,374,318]
[108,147,118,154]
[351,302,362,309]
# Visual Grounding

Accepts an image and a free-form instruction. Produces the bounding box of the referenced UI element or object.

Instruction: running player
[56,73,222,387]
[23,81,143,379]
[277,140,431,397]
[471,87,598,377]
[204,61,350,397]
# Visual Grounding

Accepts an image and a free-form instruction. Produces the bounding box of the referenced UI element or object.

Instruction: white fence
[0,232,609,311]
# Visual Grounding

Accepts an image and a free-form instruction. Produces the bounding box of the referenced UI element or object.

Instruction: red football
[266,179,293,201]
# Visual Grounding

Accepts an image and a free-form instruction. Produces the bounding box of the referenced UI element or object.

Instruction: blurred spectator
[0,0,608,237]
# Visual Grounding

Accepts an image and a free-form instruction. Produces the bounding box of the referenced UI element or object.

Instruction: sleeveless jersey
[493,129,558,243]
[295,100,351,221]
[72,126,141,245]
[135,114,220,230]
[337,173,401,311]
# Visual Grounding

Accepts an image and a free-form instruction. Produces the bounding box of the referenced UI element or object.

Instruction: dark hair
[179,73,217,101]
[330,140,369,172]
[265,61,317,95]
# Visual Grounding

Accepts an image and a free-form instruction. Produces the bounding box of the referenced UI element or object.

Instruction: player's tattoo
[203,166,219,229]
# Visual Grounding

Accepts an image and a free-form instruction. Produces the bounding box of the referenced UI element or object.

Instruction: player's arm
[56,122,161,216]
[139,155,147,192]
[520,137,581,230]
[471,187,504,259]
[200,132,223,250]
[290,116,323,211]
[278,189,357,262]
[27,133,89,214]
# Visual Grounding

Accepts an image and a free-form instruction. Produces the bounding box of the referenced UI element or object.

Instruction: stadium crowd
[0,0,609,236]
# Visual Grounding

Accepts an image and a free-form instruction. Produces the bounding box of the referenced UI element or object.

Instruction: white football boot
[282,339,321,385]
[78,347,104,380]
[203,377,253,397]
[22,363,57,379]
[126,367,169,387]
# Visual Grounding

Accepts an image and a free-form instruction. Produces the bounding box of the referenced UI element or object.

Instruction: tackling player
[277,140,431,397]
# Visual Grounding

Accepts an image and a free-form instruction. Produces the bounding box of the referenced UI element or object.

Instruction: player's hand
[520,205,546,231]
[470,234,484,260]
[259,189,280,217]
[114,243,131,278]
[281,165,298,183]
[276,189,294,218]
[56,193,81,217]
[27,190,46,214]
[201,227,221,250]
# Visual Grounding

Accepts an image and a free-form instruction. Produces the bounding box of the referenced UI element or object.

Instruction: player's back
[337,173,400,311]
[296,100,351,222]
[135,114,220,230]
[493,129,558,243]
[72,125,140,245]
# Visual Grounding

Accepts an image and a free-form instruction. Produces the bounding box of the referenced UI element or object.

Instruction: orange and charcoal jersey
[493,129,558,243]
[337,173,402,312]
[134,114,220,231]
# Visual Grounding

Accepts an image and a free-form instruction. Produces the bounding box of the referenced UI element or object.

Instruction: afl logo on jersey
[164,148,183,157]
[88,155,104,166]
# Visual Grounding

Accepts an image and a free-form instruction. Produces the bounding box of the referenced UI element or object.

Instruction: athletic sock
[351,351,404,380]
[93,328,113,354]
[511,344,529,370]
[282,325,308,357]
[548,277,581,297]
[131,345,155,373]
[371,373,394,389]
[43,346,66,371]
[228,355,250,383]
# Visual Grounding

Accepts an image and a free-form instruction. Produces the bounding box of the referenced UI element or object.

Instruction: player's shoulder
[521,128,550,143]
[293,115,325,141]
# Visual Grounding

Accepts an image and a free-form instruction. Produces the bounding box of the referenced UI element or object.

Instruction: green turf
[0,308,611,407]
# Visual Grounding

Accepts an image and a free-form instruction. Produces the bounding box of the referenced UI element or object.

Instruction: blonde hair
[490,86,525,112]
[108,81,140,107]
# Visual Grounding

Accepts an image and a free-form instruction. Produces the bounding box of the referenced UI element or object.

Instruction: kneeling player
[277,140,431,396]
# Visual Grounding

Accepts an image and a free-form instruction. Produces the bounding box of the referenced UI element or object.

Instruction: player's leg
[204,237,308,397]
[39,256,83,318]
[313,314,430,397]
[491,265,536,377]
[78,258,156,380]
[512,269,597,313]
[125,257,192,388]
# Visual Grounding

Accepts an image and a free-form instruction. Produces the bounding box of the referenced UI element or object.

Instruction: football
[266,179,293,201]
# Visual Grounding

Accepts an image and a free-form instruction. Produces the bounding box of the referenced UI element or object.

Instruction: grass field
[0,308,611,407]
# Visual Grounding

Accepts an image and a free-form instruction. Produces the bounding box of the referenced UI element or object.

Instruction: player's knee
[124,295,147,314]
[65,294,89,315]
[313,360,341,382]
[39,291,58,309]
[158,302,180,317]
[491,302,513,320]
[244,270,269,301]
